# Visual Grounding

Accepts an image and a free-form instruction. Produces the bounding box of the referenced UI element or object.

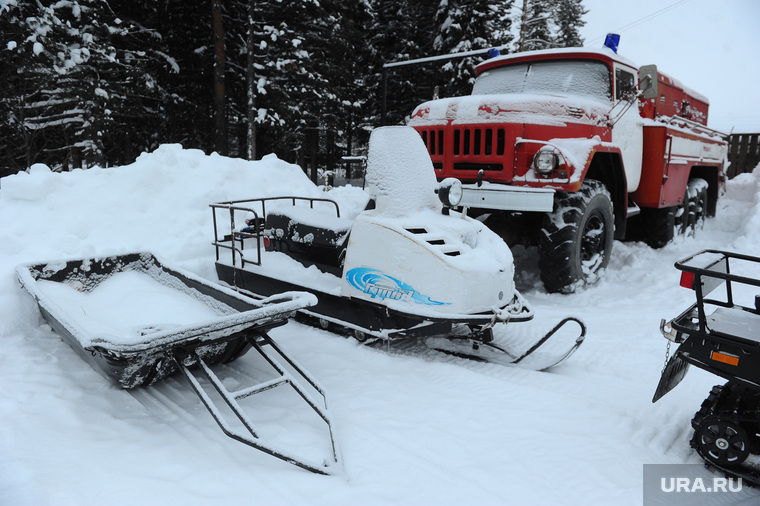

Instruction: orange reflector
[680,271,695,289]
[711,351,739,366]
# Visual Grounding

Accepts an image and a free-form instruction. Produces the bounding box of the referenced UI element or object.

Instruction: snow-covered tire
[642,178,709,248]
[538,180,614,294]
[687,178,709,234]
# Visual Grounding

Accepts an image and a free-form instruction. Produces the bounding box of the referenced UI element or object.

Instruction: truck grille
[417,126,510,176]
[420,129,444,156]
[453,127,506,157]
[418,127,506,157]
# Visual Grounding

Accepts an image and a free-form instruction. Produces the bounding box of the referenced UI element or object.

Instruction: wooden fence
[727,133,760,178]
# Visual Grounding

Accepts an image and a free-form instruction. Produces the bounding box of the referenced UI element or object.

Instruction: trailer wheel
[538,180,614,294]
[693,417,750,467]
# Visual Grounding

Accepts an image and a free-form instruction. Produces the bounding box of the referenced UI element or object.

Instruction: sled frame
[176,331,340,475]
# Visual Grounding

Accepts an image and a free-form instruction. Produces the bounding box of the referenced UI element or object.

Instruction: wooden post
[727,133,760,178]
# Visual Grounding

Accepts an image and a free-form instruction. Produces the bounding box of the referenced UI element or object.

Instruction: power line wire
[587,0,694,45]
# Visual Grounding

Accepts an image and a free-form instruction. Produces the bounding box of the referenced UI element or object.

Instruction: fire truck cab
[409,44,727,293]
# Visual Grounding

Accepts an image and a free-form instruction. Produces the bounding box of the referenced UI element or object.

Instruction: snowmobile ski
[425,317,586,371]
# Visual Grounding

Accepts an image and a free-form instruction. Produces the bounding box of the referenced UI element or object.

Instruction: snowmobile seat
[264,207,352,276]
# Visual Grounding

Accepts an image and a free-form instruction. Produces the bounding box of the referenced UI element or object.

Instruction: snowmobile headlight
[533,148,558,176]
[437,178,463,207]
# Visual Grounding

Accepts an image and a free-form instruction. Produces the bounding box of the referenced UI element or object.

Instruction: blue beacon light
[604,33,620,53]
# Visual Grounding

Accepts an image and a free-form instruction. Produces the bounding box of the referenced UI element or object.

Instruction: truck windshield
[472,60,612,102]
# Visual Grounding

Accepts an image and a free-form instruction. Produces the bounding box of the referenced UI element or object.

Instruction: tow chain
[661,340,671,375]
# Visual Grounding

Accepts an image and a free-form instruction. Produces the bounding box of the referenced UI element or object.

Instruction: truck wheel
[538,180,614,294]
[687,178,709,234]
[641,207,676,249]
[642,178,709,248]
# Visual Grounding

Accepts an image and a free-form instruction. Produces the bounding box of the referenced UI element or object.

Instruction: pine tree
[1,0,590,174]
[0,0,174,171]
[0,0,40,175]
[367,0,438,126]
[552,0,587,48]
[124,0,215,154]
[519,0,553,51]
[516,0,587,52]
[434,0,514,97]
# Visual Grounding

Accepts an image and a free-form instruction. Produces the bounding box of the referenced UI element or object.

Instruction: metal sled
[16,252,339,475]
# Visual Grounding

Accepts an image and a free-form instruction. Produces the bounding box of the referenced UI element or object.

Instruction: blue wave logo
[345,267,449,306]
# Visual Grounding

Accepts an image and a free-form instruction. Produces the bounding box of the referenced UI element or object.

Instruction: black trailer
[653,249,760,485]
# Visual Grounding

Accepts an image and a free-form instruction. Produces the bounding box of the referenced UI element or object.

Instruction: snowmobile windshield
[472,60,613,102]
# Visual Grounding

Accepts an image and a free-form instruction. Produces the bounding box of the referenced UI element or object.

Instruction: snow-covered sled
[16,252,339,475]
[211,126,585,370]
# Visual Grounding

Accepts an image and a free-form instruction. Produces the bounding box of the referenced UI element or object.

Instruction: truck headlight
[533,148,559,176]
[437,178,463,207]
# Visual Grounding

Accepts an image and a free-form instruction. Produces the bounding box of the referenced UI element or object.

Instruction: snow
[364,126,441,216]
[2,145,760,504]
[410,93,610,128]
[473,58,613,101]
[31,270,224,344]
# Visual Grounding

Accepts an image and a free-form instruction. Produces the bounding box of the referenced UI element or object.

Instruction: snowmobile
[17,252,340,475]
[653,249,760,486]
[211,126,585,370]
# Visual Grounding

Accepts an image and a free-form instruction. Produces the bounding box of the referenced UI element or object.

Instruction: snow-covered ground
[1,145,759,505]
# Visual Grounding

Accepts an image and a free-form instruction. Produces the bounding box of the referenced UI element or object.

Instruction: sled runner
[211,126,585,370]
[16,252,339,475]
[653,249,760,486]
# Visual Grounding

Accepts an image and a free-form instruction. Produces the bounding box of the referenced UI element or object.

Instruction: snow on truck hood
[409,93,611,128]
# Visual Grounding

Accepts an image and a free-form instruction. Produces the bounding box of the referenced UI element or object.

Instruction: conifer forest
[0,0,586,177]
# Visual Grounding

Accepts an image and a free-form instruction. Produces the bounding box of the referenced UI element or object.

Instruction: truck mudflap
[459,183,555,212]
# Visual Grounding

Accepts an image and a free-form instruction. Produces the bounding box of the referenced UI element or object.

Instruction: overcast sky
[579,0,760,133]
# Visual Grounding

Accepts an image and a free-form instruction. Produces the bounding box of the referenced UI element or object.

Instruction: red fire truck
[408,42,728,293]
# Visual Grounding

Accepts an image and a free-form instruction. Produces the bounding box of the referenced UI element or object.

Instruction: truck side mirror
[638,64,659,100]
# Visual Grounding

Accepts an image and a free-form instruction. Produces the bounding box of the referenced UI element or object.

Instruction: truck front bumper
[459,183,555,212]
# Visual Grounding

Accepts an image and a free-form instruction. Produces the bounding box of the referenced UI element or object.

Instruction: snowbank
[2,146,760,505]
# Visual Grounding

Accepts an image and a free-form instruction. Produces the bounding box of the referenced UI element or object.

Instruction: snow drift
[2,145,760,505]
